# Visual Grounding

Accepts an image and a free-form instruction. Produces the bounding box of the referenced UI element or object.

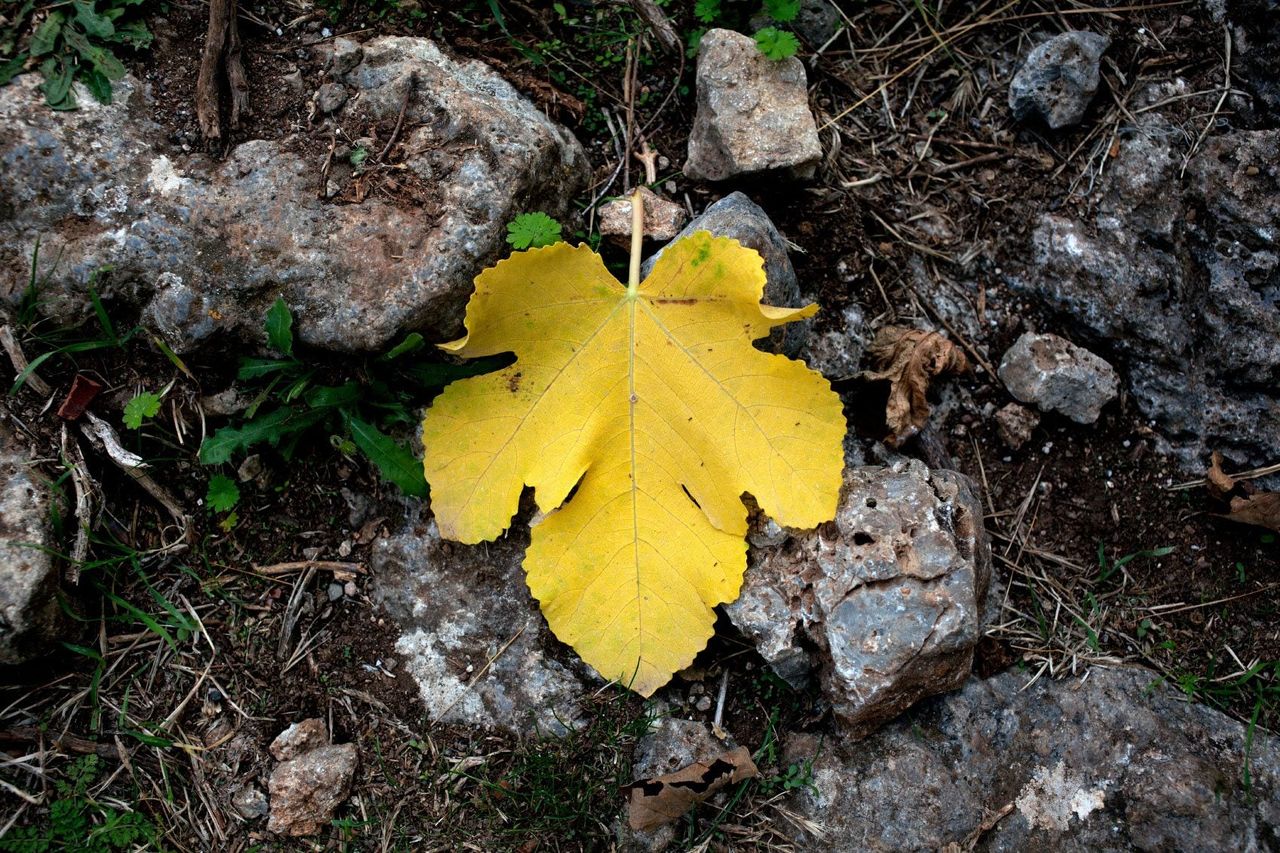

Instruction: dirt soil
[1,1,1278,851]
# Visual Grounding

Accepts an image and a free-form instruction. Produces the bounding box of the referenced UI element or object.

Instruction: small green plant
[122,389,162,429]
[0,755,159,853]
[0,0,153,109]
[11,249,138,393]
[685,0,802,60]
[753,26,799,60]
[762,0,801,22]
[694,0,722,23]
[205,474,240,512]
[506,212,563,250]
[1096,543,1175,585]
[198,297,504,498]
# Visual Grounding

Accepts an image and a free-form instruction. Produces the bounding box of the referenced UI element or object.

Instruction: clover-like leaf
[754,27,800,61]
[421,230,845,695]
[205,474,240,512]
[505,212,562,250]
[123,391,161,429]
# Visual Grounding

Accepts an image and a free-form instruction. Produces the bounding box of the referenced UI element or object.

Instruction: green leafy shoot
[754,27,800,60]
[205,474,240,512]
[123,391,161,429]
[265,296,294,357]
[1097,543,1176,585]
[346,414,428,497]
[693,0,722,23]
[350,145,369,167]
[506,212,563,250]
[763,0,801,23]
[2,0,154,109]
[199,297,510,496]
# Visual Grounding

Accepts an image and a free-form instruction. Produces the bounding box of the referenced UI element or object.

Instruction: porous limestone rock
[1008,31,1110,128]
[726,460,990,737]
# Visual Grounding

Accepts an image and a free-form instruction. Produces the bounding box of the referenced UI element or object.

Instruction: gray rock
[370,508,593,735]
[640,192,806,356]
[0,37,588,353]
[269,718,329,762]
[323,37,364,77]
[998,332,1119,424]
[684,29,822,181]
[267,743,358,836]
[1008,31,1110,128]
[0,436,63,664]
[1008,127,1280,472]
[792,0,843,46]
[229,783,269,820]
[314,81,348,113]
[782,665,1280,850]
[726,460,991,738]
[995,402,1040,450]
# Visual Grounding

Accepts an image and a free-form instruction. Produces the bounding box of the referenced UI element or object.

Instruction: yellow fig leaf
[421,230,845,696]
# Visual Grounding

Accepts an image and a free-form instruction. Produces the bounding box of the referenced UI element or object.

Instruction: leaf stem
[627,188,643,297]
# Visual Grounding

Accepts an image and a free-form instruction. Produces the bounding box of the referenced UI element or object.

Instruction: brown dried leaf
[1224,493,1280,533]
[625,745,758,831]
[1206,451,1237,497]
[865,326,968,444]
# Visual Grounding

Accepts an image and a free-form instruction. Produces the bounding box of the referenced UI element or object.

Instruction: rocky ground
[0,0,1277,850]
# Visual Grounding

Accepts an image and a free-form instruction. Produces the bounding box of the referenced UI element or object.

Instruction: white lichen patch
[145,155,186,197]
[1015,761,1110,832]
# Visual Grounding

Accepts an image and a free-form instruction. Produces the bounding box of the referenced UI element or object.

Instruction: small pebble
[695,696,712,712]
[344,580,357,597]
[327,582,344,602]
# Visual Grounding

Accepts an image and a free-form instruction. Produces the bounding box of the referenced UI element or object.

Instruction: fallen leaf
[420,232,846,696]
[865,326,967,444]
[1224,493,1280,533]
[625,746,758,831]
[1206,451,1237,497]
